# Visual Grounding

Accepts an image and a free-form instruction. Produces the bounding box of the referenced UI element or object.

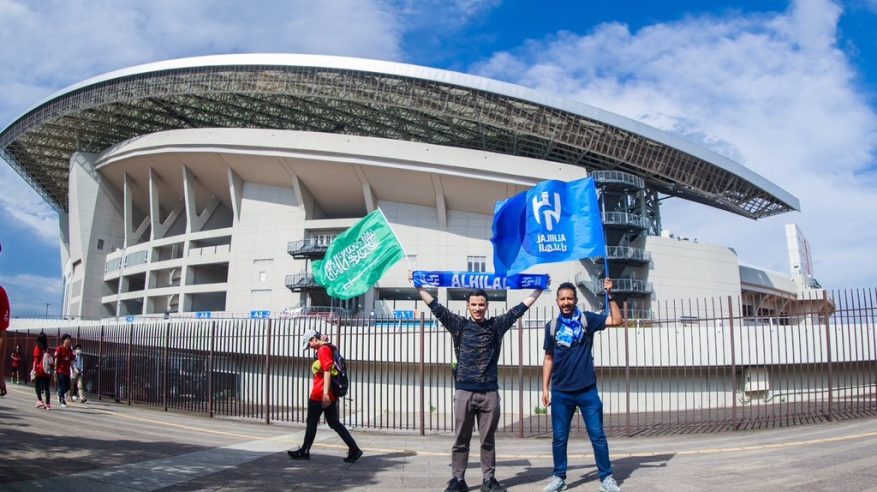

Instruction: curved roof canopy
[0,54,799,217]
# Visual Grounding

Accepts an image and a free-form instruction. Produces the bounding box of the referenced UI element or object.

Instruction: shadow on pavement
[499,453,675,490]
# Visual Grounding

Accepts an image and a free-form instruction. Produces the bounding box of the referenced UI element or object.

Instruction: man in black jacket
[412,273,543,492]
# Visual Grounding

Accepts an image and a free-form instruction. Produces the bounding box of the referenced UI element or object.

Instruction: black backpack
[328,344,350,398]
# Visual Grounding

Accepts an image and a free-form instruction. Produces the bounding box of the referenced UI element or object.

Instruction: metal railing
[576,274,653,295]
[591,170,645,190]
[602,211,650,230]
[287,238,331,258]
[594,246,651,264]
[4,288,875,438]
[284,273,319,290]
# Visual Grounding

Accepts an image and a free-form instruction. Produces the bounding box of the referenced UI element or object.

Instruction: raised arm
[409,270,435,305]
[522,288,543,308]
[604,278,623,327]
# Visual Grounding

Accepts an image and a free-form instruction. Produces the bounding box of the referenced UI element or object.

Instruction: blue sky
[1,0,876,315]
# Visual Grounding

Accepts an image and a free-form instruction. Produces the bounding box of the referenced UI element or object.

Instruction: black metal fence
[3,289,875,438]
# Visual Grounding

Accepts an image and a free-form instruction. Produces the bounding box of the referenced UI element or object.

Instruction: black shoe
[480,477,506,492]
[444,477,469,492]
[286,448,310,460]
[343,448,363,463]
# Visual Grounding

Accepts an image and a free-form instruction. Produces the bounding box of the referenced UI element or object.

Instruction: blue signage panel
[250,310,271,319]
[125,315,135,323]
[195,311,212,319]
[394,310,414,319]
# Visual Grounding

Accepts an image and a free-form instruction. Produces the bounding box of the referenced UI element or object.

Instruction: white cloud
[470,0,877,288]
[0,165,58,245]
[0,273,63,316]
[0,0,407,122]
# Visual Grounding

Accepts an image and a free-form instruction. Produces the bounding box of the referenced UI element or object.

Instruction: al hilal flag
[313,208,405,300]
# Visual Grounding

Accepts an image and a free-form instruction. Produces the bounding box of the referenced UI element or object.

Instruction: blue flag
[491,177,606,276]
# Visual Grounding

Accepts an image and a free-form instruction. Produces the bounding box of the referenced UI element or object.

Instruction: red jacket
[0,285,9,331]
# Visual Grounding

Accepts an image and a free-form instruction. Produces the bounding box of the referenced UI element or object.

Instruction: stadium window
[258,271,267,282]
[96,239,104,250]
[467,256,486,273]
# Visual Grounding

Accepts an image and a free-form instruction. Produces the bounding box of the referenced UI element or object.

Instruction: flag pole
[596,183,610,315]
[376,207,413,270]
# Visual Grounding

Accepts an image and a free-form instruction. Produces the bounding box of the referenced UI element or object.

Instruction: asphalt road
[1,382,876,491]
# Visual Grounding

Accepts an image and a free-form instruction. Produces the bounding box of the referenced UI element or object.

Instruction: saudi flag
[313,208,406,300]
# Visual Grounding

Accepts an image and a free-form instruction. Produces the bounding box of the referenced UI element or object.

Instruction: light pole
[45,303,50,318]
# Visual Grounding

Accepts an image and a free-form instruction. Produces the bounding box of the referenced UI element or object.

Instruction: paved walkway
[1,382,876,491]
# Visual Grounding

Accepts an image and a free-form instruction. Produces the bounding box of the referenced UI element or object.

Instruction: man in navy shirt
[542,279,622,492]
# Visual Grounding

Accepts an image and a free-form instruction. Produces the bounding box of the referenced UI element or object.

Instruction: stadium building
[0,54,820,320]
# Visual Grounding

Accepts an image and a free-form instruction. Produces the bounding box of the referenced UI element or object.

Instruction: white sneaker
[599,475,620,492]
[544,475,567,492]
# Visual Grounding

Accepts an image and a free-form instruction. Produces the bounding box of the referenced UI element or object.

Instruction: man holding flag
[542,279,622,492]
[411,271,544,492]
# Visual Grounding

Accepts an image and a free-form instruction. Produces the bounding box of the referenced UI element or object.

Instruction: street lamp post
[45,303,50,318]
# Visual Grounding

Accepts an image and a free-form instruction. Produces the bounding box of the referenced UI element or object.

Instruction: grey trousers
[451,389,501,481]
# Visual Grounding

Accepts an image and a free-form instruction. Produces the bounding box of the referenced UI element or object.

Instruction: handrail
[602,211,650,230]
[591,170,645,190]
[595,245,651,263]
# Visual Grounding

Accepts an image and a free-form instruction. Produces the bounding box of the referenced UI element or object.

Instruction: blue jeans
[551,386,612,480]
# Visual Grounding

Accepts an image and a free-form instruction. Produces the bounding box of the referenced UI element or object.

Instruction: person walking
[286,329,362,463]
[32,332,52,409]
[542,280,623,492]
[54,334,75,408]
[70,344,88,403]
[11,344,23,385]
[0,283,10,396]
[412,272,544,492]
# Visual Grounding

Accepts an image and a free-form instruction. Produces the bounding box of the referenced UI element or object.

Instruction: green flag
[312,209,406,300]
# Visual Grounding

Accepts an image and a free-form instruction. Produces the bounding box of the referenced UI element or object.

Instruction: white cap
[300,328,319,351]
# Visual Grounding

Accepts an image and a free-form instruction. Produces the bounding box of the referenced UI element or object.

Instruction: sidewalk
[1,382,876,491]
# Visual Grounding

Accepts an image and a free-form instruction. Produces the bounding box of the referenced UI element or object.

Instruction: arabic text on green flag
[312,209,405,300]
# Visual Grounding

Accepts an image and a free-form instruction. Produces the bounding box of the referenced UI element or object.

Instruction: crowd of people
[6,332,89,410]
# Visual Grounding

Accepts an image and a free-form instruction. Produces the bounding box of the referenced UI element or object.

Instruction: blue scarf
[412,271,550,290]
[557,308,585,345]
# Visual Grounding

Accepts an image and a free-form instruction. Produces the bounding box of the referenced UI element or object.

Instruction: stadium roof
[0,53,799,217]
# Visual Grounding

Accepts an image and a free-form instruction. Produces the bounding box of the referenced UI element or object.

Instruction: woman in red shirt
[287,329,362,463]
[32,332,52,409]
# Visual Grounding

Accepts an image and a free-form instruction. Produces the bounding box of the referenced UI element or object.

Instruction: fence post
[264,318,272,425]
[209,320,216,418]
[98,325,104,401]
[419,312,426,436]
[823,290,833,421]
[623,300,631,438]
[728,296,737,431]
[163,321,170,412]
[126,324,133,406]
[518,317,524,439]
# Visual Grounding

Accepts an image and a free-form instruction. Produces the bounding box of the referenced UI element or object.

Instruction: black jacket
[428,300,528,391]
